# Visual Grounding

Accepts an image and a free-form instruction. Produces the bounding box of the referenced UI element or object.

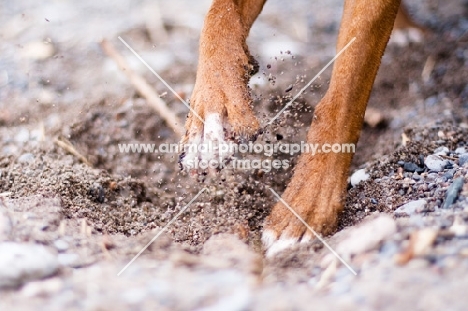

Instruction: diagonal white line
[117,187,208,276]
[268,37,356,124]
[268,187,357,275]
[118,36,205,124]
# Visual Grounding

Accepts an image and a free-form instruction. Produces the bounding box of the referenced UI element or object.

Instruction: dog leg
[180,0,266,172]
[263,0,401,256]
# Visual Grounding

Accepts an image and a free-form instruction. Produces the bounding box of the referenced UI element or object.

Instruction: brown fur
[185,0,414,244]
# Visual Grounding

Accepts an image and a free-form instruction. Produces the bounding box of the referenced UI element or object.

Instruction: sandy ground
[1,0,468,310]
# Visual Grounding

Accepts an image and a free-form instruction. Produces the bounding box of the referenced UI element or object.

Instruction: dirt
[1,0,468,310]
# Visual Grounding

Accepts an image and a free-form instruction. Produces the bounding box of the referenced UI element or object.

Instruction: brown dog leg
[179,0,266,170]
[263,0,402,256]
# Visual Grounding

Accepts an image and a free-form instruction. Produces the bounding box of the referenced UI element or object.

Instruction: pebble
[336,215,396,258]
[21,277,63,297]
[53,240,69,252]
[0,243,59,288]
[412,174,422,181]
[443,169,455,180]
[455,147,467,154]
[17,153,35,164]
[459,153,468,167]
[442,178,465,208]
[433,146,449,156]
[350,169,369,187]
[403,162,423,173]
[394,199,427,216]
[20,41,55,60]
[57,253,80,267]
[14,128,30,142]
[424,155,448,172]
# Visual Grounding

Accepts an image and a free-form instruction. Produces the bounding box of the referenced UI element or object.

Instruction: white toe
[265,234,296,257]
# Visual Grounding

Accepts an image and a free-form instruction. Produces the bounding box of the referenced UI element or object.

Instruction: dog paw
[262,211,317,257]
[179,76,260,175]
[262,152,348,257]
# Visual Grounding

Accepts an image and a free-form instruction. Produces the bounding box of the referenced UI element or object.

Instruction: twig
[54,136,92,167]
[100,39,184,137]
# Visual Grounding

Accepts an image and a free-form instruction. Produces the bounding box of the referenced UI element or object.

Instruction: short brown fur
[184,0,415,247]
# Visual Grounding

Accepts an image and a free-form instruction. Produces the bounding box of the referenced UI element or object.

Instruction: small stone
[336,215,396,258]
[364,107,385,127]
[21,41,55,60]
[412,174,422,181]
[459,153,468,167]
[0,243,58,288]
[434,146,449,156]
[442,178,465,209]
[57,253,80,267]
[350,169,369,187]
[14,128,30,142]
[443,169,455,180]
[394,199,427,216]
[455,147,467,154]
[53,240,69,252]
[425,155,448,172]
[21,278,63,297]
[425,173,439,182]
[449,216,468,237]
[403,162,423,173]
[17,153,35,163]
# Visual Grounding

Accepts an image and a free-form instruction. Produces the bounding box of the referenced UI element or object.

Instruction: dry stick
[100,39,184,137]
[54,136,92,167]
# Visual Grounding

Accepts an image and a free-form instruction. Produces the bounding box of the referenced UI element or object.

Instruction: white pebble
[394,199,427,217]
[350,169,370,187]
[0,243,58,288]
[425,155,448,172]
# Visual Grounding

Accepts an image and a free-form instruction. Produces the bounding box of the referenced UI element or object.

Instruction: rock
[412,174,422,181]
[17,153,35,163]
[14,128,30,142]
[57,253,80,267]
[394,199,427,216]
[21,41,55,60]
[350,169,369,187]
[424,155,448,172]
[449,216,468,237]
[403,162,423,173]
[364,107,385,127]
[433,146,449,156]
[443,169,455,180]
[459,153,468,167]
[455,147,467,154]
[53,240,69,252]
[21,277,63,297]
[336,215,396,258]
[442,178,465,208]
[0,243,58,288]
